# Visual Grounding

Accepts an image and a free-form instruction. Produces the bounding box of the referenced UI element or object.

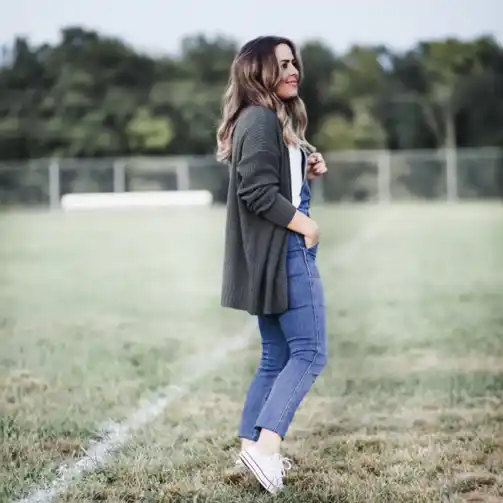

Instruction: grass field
[1,202,503,503]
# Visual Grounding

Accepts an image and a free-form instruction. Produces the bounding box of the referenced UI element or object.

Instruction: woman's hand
[307,152,328,180]
[287,211,319,249]
[304,232,319,249]
[304,220,320,249]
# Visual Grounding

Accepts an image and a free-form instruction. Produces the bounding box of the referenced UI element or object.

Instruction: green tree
[127,107,174,152]
[0,27,502,161]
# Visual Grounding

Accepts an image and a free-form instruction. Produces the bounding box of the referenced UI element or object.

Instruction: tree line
[1,27,503,161]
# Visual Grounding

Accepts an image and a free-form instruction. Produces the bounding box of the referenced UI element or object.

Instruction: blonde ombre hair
[216,36,314,163]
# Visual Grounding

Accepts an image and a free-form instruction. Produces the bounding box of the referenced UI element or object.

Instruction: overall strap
[301,148,308,181]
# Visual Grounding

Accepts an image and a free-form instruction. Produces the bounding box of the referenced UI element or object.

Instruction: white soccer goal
[61,190,213,211]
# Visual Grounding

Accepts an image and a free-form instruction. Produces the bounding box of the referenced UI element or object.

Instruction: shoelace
[274,454,293,477]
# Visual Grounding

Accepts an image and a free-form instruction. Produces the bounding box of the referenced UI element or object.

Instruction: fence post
[113,160,126,192]
[176,159,190,191]
[48,158,60,209]
[445,147,458,202]
[377,150,391,203]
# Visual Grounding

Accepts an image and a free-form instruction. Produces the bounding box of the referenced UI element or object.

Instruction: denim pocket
[303,250,320,278]
[305,241,319,265]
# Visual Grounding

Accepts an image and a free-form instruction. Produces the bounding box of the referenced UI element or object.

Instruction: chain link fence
[1,148,502,208]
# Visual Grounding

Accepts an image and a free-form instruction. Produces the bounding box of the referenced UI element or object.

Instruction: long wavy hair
[216,36,314,163]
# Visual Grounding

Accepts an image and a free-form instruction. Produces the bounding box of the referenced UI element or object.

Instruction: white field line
[14,213,390,503]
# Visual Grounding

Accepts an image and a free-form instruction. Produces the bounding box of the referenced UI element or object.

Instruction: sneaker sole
[238,450,281,495]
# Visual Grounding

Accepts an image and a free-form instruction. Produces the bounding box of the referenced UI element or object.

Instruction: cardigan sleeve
[235,107,297,228]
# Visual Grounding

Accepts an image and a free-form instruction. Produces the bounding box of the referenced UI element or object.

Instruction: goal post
[61,190,213,211]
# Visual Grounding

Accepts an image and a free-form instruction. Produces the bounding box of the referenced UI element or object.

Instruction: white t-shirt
[288,145,303,208]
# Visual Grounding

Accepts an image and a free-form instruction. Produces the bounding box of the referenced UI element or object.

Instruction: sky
[1,0,501,56]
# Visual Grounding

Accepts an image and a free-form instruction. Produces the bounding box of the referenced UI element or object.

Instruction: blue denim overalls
[287,162,319,257]
[238,150,328,442]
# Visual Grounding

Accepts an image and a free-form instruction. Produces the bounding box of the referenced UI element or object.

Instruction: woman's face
[274,43,299,100]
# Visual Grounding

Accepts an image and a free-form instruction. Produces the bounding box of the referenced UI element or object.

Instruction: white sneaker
[239,445,292,494]
[228,451,249,474]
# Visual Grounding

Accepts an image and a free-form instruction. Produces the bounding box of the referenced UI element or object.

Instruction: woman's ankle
[240,438,256,451]
[256,429,282,456]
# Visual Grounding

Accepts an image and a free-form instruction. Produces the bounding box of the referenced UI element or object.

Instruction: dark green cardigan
[220,105,298,315]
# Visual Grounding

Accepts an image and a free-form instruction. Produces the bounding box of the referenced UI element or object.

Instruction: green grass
[1,202,503,502]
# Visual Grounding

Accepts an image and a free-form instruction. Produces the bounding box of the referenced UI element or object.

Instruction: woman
[217,36,328,494]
